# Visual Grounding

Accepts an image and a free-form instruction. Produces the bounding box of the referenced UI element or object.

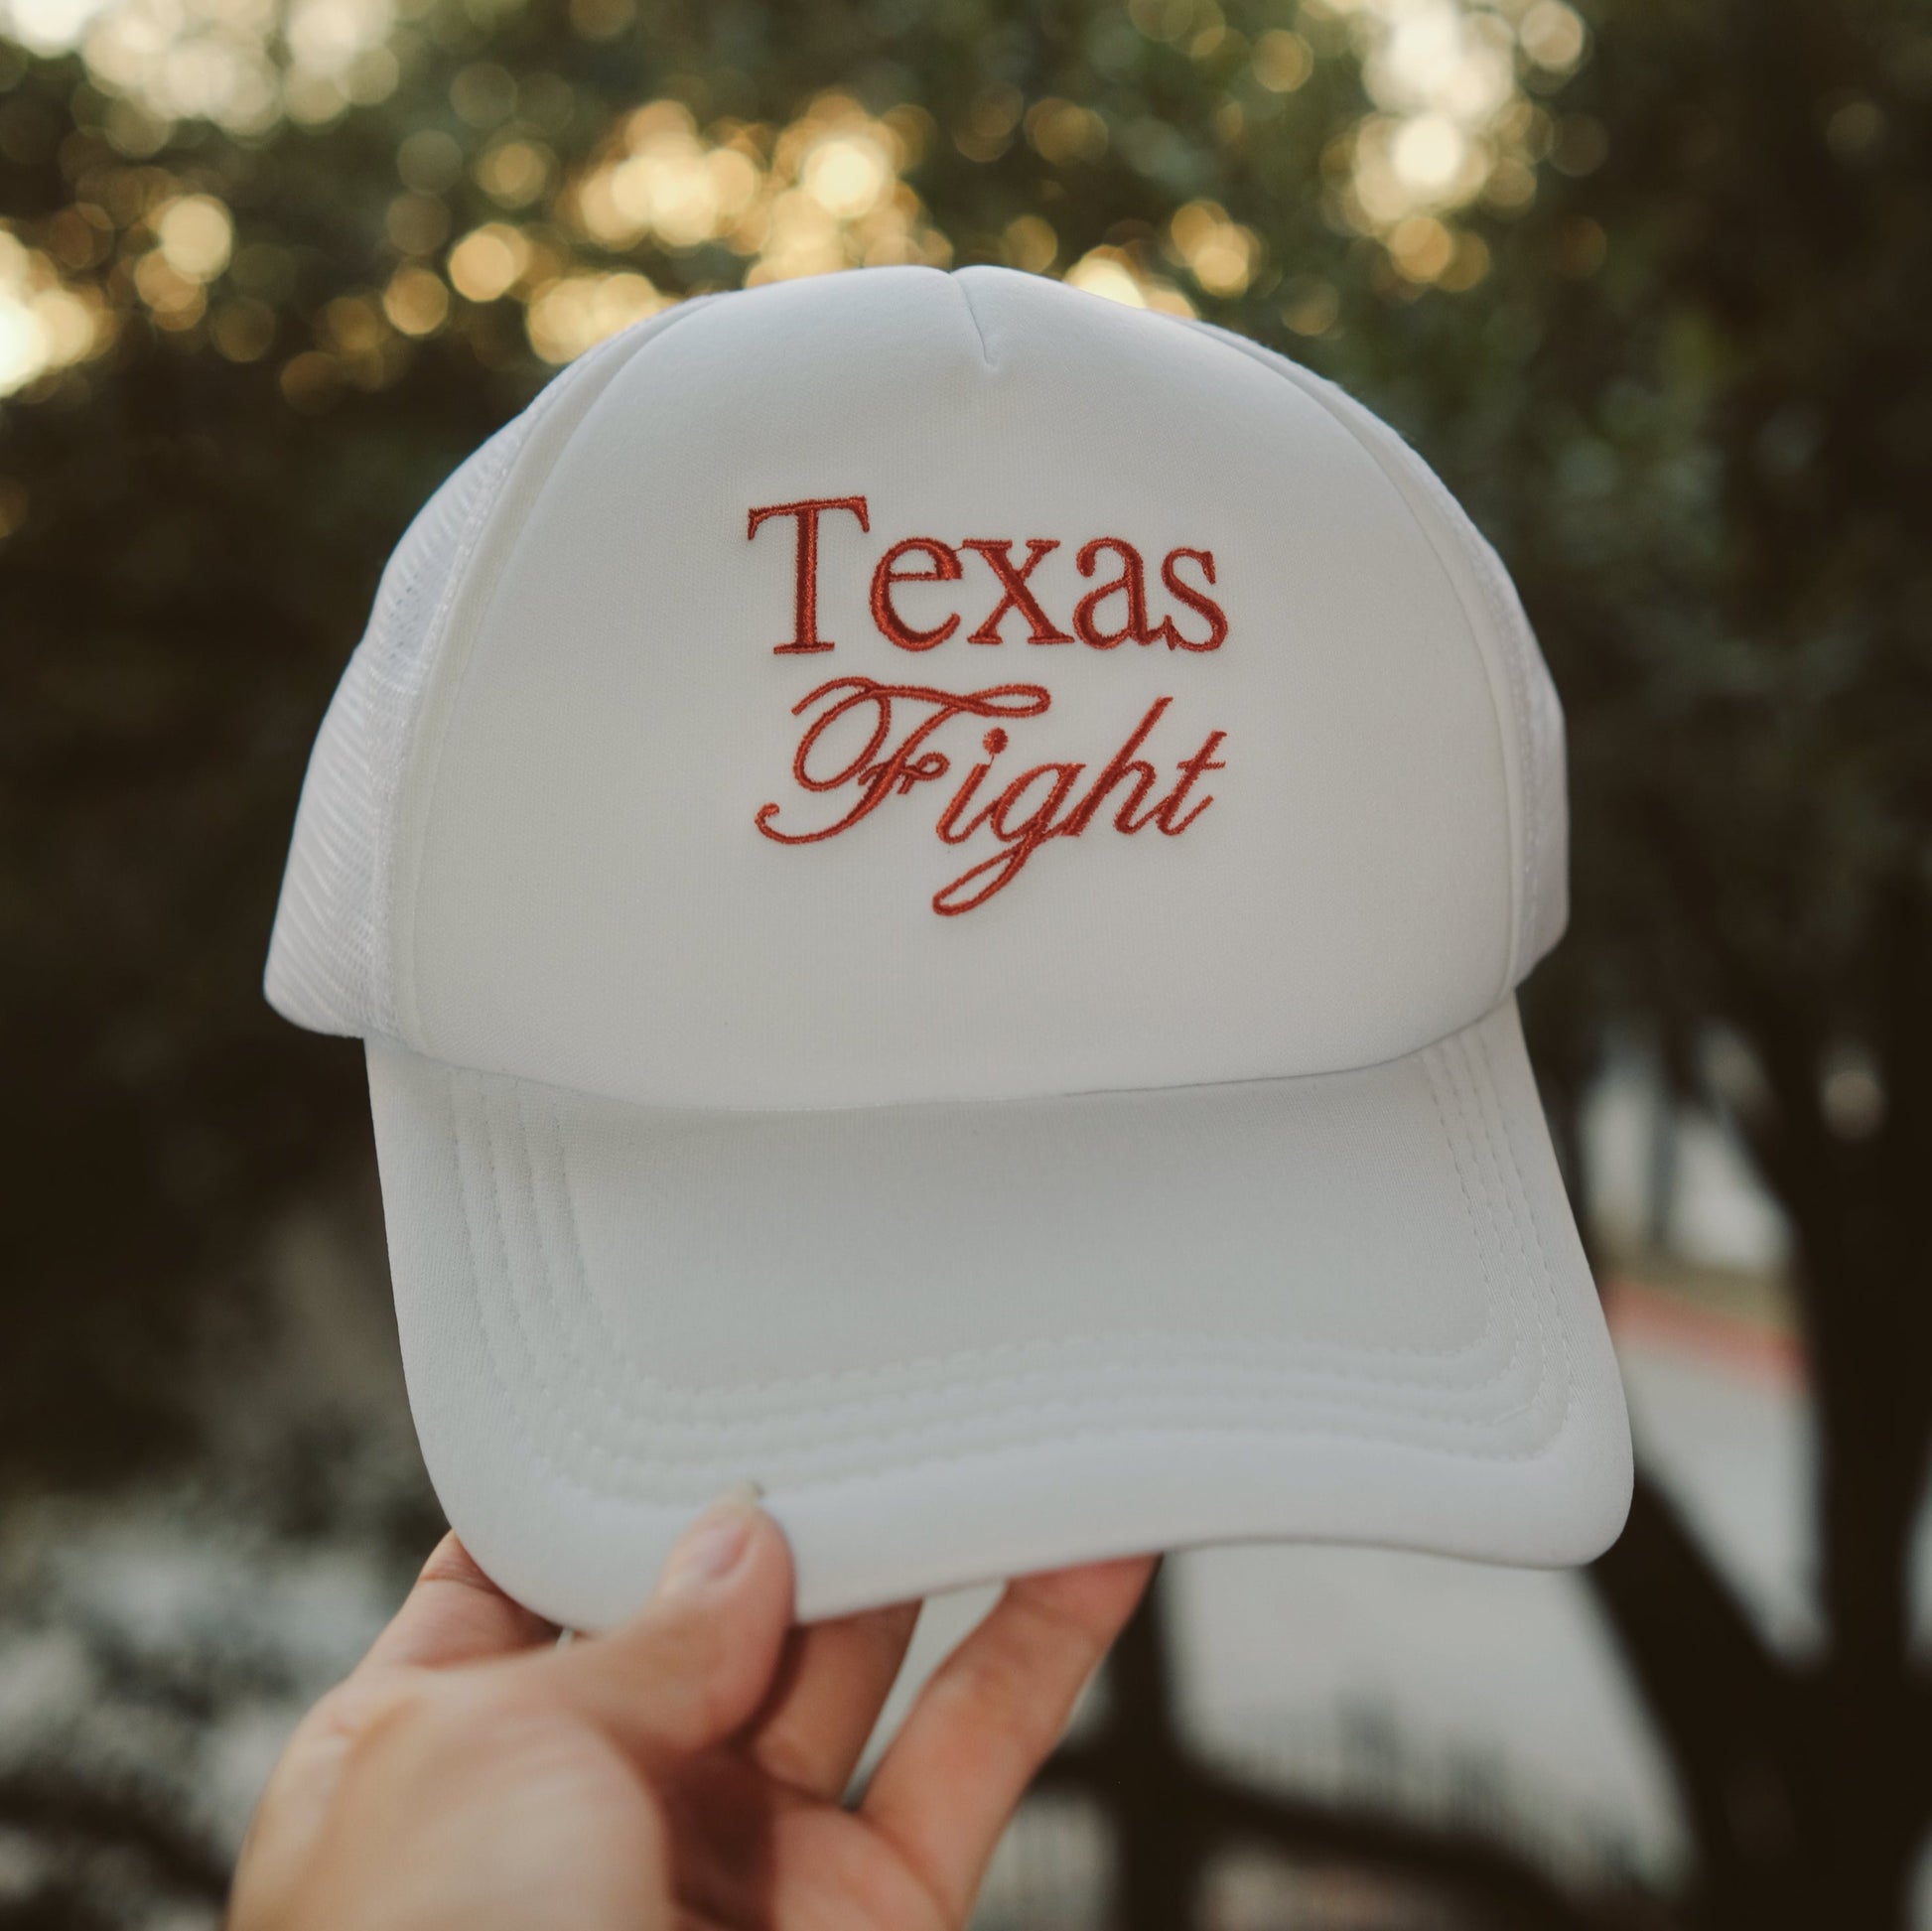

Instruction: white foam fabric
[267,266,1630,1625]
[368,997,1626,1625]
[266,310,700,1042]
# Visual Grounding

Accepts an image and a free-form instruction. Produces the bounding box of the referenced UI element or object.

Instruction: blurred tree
[3,0,1931,1923]
[1489,2,1932,1922]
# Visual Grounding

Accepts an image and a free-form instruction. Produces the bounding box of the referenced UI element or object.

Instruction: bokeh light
[1252,27,1313,92]
[155,194,232,280]
[525,268,664,363]
[447,222,528,303]
[0,0,1600,396]
[1169,201,1263,298]
[0,228,110,395]
[1307,0,1592,282]
[1064,245,1195,316]
[0,0,394,138]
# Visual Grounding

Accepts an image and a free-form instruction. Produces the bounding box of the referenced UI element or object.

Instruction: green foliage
[0,0,1547,1480]
[5,0,1932,1910]
[4,0,1930,1489]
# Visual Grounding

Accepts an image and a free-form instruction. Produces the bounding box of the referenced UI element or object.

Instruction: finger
[233,1540,554,1931]
[650,1747,781,1930]
[356,1535,558,1676]
[532,1496,796,1759]
[861,1555,1156,1921]
[746,1600,922,1799]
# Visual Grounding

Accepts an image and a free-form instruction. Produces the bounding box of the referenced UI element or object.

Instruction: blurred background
[4,0,1931,1924]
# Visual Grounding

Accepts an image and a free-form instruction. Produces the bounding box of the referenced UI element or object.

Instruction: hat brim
[366,997,1630,1628]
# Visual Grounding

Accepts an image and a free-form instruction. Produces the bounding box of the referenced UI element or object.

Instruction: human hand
[228,1496,1155,1931]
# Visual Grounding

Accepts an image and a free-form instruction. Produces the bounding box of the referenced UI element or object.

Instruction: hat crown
[267,266,1566,1110]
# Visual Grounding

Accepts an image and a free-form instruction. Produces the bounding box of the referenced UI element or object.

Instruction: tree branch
[0,1767,231,1903]
[1587,1469,1802,1915]
[1037,1738,1669,1931]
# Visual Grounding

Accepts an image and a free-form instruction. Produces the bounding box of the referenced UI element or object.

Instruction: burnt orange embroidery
[1156,547,1229,652]
[756,678,1052,847]
[1072,538,1153,649]
[870,537,963,651]
[1060,698,1171,833]
[758,679,1227,916]
[747,498,1231,915]
[933,761,1087,915]
[747,496,870,654]
[1155,730,1227,832]
[962,539,1073,644]
[934,727,1014,846]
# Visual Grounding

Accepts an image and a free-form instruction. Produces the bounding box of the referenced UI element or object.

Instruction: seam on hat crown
[265,302,710,1047]
[1174,319,1561,1001]
[950,267,999,371]
[263,432,519,1041]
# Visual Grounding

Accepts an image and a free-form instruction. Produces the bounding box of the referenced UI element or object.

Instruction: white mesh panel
[264,423,532,1038]
[267,308,708,1042]
[1182,321,1569,987]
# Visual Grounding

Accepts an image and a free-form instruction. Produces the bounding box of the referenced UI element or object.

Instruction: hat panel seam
[1175,319,1528,1002]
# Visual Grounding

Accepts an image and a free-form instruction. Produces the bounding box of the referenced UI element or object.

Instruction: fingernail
[660,1486,762,1596]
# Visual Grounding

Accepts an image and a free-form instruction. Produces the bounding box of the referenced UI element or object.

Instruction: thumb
[533,1491,796,1759]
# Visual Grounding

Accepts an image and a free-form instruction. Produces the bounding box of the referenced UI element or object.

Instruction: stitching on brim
[526,1042,1526,1429]
[472,1035,1549,1460]
[1440,1023,1572,1441]
[519,1059,1512,1418]
[1469,1017,1576,1400]
[420,1020,1574,1504]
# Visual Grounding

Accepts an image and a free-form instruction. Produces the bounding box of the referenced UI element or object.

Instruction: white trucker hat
[267,264,1630,1627]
